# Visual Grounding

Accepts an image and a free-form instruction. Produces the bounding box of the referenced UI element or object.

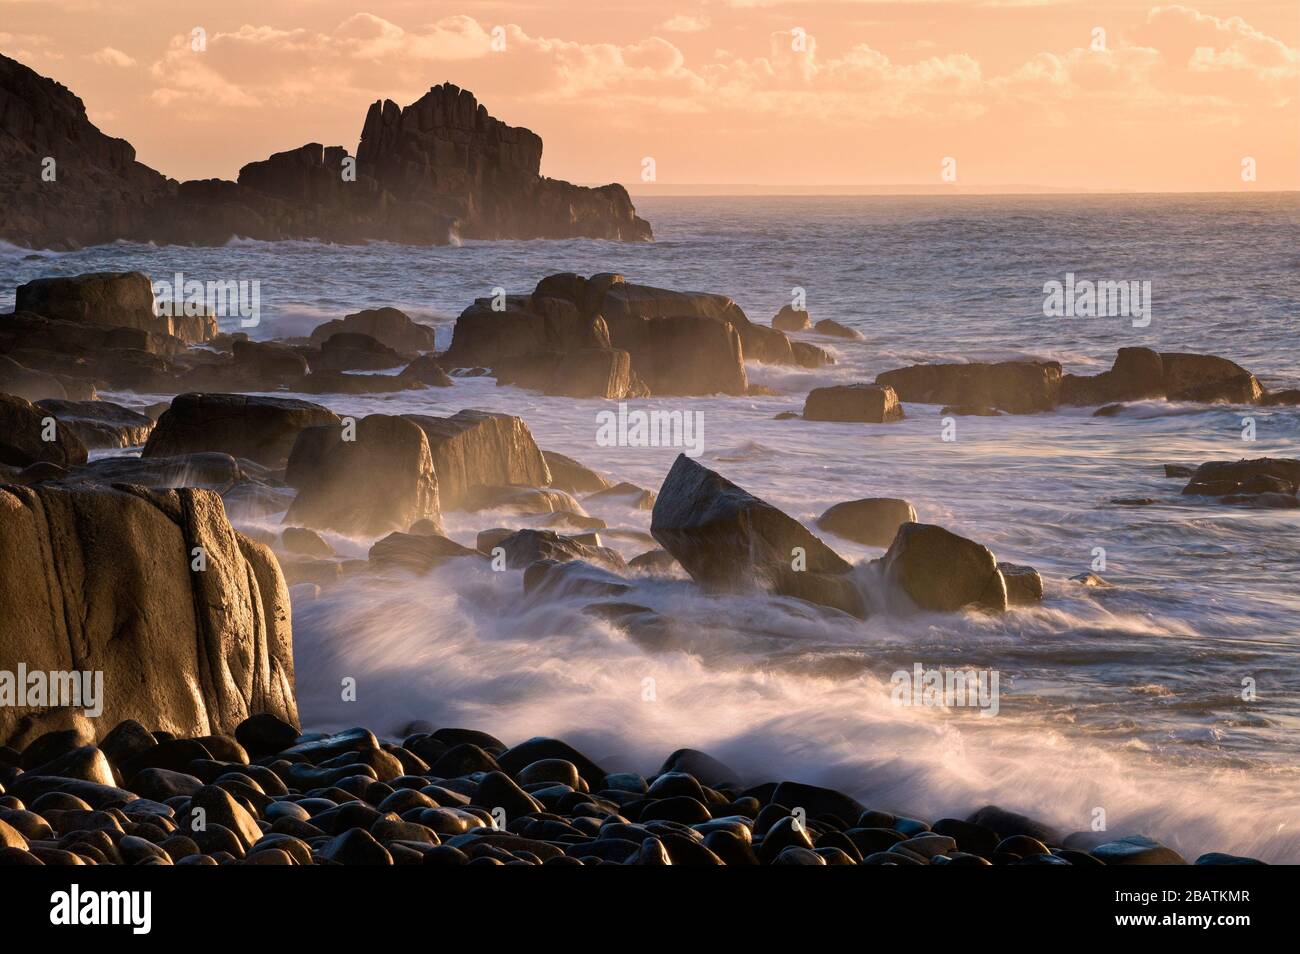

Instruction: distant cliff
[0,54,651,249]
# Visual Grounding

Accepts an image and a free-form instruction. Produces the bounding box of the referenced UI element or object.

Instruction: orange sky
[3,1,1297,191]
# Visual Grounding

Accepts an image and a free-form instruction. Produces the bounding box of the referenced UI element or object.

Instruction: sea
[3,192,1298,861]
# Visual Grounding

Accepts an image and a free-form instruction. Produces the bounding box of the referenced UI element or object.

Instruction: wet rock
[34,399,154,449]
[309,307,435,354]
[651,454,854,613]
[585,482,656,510]
[1182,458,1300,497]
[489,529,626,572]
[281,527,333,558]
[234,714,300,759]
[399,353,453,387]
[880,523,1008,613]
[542,451,612,494]
[464,485,584,515]
[16,271,214,343]
[966,805,1062,845]
[144,393,340,468]
[0,392,87,468]
[405,410,549,510]
[230,340,308,387]
[1070,572,1111,587]
[772,306,811,332]
[495,348,639,399]
[628,549,679,574]
[1195,852,1266,865]
[1091,835,1186,865]
[526,560,631,599]
[878,360,1062,414]
[285,414,441,536]
[941,404,1001,416]
[368,531,482,573]
[814,319,861,340]
[816,497,917,547]
[317,827,393,865]
[314,332,405,372]
[803,383,904,423]
[99,720,157,771]
[1161,353,1262,403]
[997,562,1044,605]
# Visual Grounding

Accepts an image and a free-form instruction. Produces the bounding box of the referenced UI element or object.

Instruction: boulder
[463,485,584,515]
[0,393,88,468]
[1182,458,1300,497]
[542,451,612,494]
[284,415,441,537]
[1059,347,1165,406]
[314,332,406,372]
[997,562,1044,605]
[0,482,296,748]
[879,523,1007,613]
[877,360,1062,414]
[772,306,811,332]
[398,354,453,387]
[803,384,904,423]
[230,340,308,386]
[307,308,430,354]
[15,272,216,344]
[494,348,641,398]
[487,529,626,572]
[0,354,69,401]
[144,393,341,468]
[650,454,858,614]
[814,319,861,340]
[816,498,917,547]
[1160,353,1262,403]
[34,399,154,449]
[67,452,245,491]
[442,295,610,367]
[404,410,549,510]
[368,532,482,574]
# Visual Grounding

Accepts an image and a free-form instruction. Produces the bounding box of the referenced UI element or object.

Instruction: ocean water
[3,193,1299,861]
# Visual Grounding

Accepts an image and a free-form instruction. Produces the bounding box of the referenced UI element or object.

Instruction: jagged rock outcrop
[0,56,651,248]
[0,54,172,249]
[0,482,296,748]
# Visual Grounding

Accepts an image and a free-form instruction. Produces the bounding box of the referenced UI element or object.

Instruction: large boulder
[816,498,917,546]
[494,348,641,399]
[876,361,1062,414]
[487,528,626,572]
[307,307,435,354]
[284,415,441,537]
[0,483,296,748]
[543,451,613,494]
[1182,458,1300,497]
[1160,353,1262,403]
[803,384,904,423]
[879,523,1007,613]
[314,333,405,372]
[14,272,215,344]
[0,354,70,401]
[143,393,340,468]
[1060,347,1165,406]
[403,410,549,510]
[230,340,308,387]
[443,295,609,367]
[0,393,88,468]
[35,399,155,449]
[650,454,860,615]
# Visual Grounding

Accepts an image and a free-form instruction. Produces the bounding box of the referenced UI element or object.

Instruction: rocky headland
[0,54,650,249]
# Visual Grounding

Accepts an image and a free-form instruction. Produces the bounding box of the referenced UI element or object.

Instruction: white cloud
[90,46,135,67]
[657,15,711,33]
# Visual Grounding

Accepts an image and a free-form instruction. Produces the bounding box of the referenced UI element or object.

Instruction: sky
[2,0,1297,192]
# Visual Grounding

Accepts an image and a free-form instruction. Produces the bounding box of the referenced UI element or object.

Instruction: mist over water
[6,193,1299,860]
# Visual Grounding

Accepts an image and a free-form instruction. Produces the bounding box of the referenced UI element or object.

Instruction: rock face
[877,361,1062,414]
[803,384,904,423]
[404,410,549,510]
[0,57,650,248]
[0,482,296,748]
[0,54,172,249]
[284,415,441,537]
[651,454,861,616]
[0,393,88,467]
[144,394,341,468]
[14,272,214,345]
[880,523,1007,613]
[817,498,917,547]
[308,308,436,354]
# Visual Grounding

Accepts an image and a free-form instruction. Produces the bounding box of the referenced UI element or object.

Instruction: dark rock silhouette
[0,54,650,248]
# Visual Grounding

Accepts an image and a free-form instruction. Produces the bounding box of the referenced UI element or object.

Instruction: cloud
[90,46,135,68]
[657,15,711,33]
